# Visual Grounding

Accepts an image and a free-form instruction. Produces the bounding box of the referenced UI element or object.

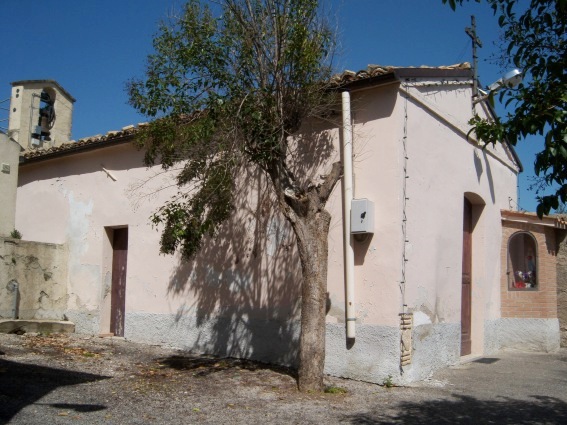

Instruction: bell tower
[8,80,75,150]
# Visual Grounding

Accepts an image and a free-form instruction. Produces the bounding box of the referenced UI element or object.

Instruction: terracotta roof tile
[330,62,470,86]
[22,125,140,161]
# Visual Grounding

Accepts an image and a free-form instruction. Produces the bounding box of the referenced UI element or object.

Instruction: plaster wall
[397,80,519,364]
[0,133,21,236]
[14,76,521,383]
[0,237,68,320]
[16,143,304,343]
[14,84,408,382]
[324,83,405,328]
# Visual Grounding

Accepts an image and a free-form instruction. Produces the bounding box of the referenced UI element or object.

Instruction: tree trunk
[291,209,332,392]
[269,160,341,392]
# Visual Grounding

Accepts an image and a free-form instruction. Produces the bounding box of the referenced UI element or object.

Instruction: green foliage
[128,0,334,259]
[324,385,347,394]
[10,229,22,239]
[382,374,394,388]
[443,0,567,216]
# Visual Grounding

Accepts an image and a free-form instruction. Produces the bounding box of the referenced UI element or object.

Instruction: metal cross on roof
[465,15,482,99]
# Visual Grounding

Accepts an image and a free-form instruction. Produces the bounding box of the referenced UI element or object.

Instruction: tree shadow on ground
[157,354,296,379]
[343,394,567,424]
[0,358,109,423]
[166,118,340,371]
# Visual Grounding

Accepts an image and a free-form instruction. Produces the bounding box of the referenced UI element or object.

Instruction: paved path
[375,349,567,424]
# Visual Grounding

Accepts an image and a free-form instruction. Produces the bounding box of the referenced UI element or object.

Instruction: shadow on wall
[342,395,567,424]
[166,121,340,368]
[0,358,109,423]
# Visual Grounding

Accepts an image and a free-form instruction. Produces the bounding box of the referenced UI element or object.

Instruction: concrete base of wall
[67,309,561,385]
[66,310,100,335]
[485,318,560,353]
[325,324,400,384]
[0,319,75,334]
[401,322,461,384]
[70,310,464,385]
[121,313,458,385]
[124,312,300,367]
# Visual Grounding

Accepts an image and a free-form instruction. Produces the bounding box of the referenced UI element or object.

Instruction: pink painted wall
[17,143,303,332]
[15,75,519,359]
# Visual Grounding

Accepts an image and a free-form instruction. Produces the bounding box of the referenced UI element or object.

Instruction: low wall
[0,238,68,320]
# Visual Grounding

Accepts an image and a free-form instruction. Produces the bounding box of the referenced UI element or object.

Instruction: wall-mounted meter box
[351,198,375,234]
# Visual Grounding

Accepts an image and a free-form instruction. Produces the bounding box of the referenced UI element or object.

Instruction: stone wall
[557,229,567,347]
[0,237,68,320]
[0,133,21,237]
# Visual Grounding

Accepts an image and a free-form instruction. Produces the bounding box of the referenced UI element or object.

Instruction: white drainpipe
[342,91,356,339]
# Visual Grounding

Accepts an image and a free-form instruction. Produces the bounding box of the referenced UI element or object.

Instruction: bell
[39,115,51,141]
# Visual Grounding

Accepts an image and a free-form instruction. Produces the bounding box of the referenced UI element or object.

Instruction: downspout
[8,280,19,319]
[341,91,356,339]
[12,282,19,319]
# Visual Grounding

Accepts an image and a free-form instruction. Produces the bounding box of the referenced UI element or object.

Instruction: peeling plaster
[64,191,94,258]
[0,239,68,320]
[60,190,102,310]
[412,311,432,327]
[103,271,111,299]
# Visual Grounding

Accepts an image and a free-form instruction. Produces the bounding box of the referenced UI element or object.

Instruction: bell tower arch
[8,80,75,150]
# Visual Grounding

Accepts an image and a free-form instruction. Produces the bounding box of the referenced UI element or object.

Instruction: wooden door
[110,228,128,337]
[461,199,472,356]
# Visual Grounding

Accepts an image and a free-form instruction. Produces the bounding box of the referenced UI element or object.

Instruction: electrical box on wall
[351,198,375,234]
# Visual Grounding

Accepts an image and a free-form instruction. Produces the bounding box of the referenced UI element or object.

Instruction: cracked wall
[0,237,68,320]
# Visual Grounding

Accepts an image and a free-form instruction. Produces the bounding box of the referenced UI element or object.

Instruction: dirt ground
[1,333,566,424]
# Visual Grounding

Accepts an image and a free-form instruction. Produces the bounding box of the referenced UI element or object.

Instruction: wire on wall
[400,80,412,315]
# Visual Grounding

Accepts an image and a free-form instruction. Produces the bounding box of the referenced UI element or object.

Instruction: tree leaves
[445,0,567,216]
[127,0,335,258]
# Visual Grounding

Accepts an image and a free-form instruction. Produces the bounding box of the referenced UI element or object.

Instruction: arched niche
[507,231,538,290]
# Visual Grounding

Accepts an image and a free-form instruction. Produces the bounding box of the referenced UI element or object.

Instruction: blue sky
[0,0,545,211]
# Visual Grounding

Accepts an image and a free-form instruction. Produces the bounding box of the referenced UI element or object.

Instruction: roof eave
[20,134,135,165]
[336,67,473,92]
[336,71,398,91]
[501,209,567,229]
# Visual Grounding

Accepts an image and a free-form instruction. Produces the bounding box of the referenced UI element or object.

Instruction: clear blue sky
[0,0,545,211]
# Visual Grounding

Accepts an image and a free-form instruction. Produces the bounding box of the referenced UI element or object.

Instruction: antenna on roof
[465,15,482,99]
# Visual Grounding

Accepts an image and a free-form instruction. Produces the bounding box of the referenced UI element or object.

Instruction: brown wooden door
[110,228,128,337]
[461,199,472,356]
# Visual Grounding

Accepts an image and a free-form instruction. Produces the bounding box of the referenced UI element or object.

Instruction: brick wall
[557,230,567,346]
[500,222,558,319]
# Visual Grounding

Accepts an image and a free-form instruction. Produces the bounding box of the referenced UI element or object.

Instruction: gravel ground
[1,333,566,424]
